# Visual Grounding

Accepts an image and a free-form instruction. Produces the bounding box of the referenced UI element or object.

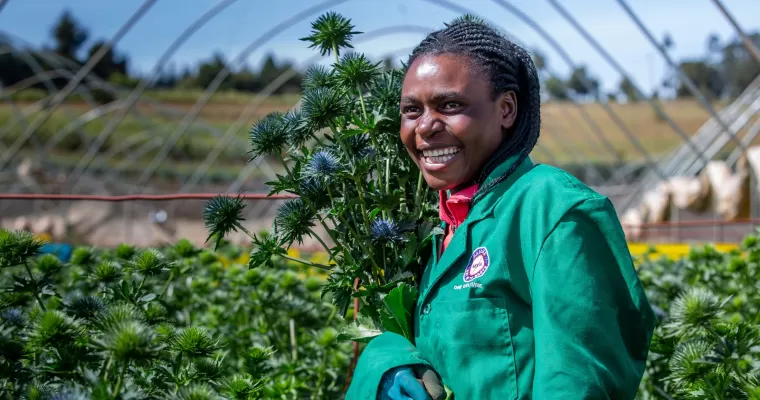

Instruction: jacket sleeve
[345,332,433,400]
[530,197,657,399]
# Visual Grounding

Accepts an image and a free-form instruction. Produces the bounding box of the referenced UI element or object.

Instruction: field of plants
[1,228,759,399]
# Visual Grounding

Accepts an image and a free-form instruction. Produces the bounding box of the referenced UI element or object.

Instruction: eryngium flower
[348,134,376,159]
[303,149,341,178]
[172,326,221,359]
[1,308,24,327]
[0,229,44,266]
[299,11,362,57]
[370,218,405,245]
[369,69,403,111]
[335,52,381,89]
[274,198,316,245]
[66,295,105,320]
[130,248,172,276]
[299,177,330,210]
[248,111,289,160]
[203,195,246,250]
[283,109,315,149]
[302,64,336,90]
[300,87,350,130]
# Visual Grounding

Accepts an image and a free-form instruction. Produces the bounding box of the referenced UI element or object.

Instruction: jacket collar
[419,153,535,306]
[439,184,479,230]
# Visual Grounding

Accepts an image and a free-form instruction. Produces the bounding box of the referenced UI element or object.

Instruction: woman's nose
[415,114,443,138]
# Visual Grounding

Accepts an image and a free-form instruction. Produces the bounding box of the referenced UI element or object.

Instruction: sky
[1,0,758,95]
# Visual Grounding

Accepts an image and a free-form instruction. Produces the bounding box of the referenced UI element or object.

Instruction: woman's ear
[500,91,518,130]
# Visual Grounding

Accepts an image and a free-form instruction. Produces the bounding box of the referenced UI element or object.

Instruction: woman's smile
[417,146,462,171]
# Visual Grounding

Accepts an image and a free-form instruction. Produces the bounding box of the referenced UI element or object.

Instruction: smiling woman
[347,17,658,400]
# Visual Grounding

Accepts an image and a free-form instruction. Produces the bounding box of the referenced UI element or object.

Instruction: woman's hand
[378,366,432,400]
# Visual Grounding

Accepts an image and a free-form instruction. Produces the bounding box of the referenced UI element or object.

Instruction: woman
[347,19,657,400]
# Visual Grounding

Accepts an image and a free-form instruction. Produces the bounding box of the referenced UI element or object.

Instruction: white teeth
[421,147,459,158]
[423,153,456,164]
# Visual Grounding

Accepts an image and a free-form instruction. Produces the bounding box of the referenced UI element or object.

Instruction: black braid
[404,20,542,205]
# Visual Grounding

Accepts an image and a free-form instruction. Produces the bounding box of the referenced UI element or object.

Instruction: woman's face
[400,53,518,191]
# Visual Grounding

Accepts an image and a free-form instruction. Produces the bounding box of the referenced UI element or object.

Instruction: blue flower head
[1,308,24,326]
[370,218,405,244]
[304,149,341,178]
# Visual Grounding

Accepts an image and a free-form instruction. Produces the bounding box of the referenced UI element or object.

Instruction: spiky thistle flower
[1,307,24,327]
[173,238,201,259]
[370,218,405,245]
[95,302,143,331]
[300,87,350,130]
[129,248,172,276]
[66,295,106,321]
[299,177,330,210]
[0,229,45,267]
[334,52,381,89]
[247,111,289,161]
[203,195,247,250]
[303,149,341,178]
[669,287,722,331]
[348,133,375,159]
[34,254,62,275]
[299,11,362,57]
[115,243,136,260]
[273,198,316,245]
[222,375,264,399]
[283,109,316,149]
[446,13,489,27]
[369,69,404,111]
[93,260,122,284]
[29,310,85,348]
[172,326,222,359]
[69,247,96,269]
[176,383,219,400]
[100,320,160,365]
[302,64,336,90]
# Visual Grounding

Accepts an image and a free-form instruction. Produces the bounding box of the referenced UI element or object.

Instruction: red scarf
[439,184,478,255]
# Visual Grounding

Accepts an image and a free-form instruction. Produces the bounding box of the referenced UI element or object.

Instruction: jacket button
[422,303,431,315]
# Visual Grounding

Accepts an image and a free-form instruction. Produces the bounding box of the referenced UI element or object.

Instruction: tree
[618,76,639,102]
[86,40,129,81]
[566,66,600,99]
[52,10,88,62]
[675,59,723,99]
[544,76,569,101]
[195,52,230,90]
[720,32,760,98]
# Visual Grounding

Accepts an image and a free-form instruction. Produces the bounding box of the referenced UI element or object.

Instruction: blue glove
[378,366,432,400]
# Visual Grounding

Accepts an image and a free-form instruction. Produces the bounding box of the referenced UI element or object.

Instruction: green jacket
[346,154,658,400]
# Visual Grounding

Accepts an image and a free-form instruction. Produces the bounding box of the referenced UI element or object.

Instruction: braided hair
[404,19,542,204]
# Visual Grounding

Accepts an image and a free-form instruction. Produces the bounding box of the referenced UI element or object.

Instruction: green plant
[0,229,350,399]
[204,11,440,345]
[635,233,760,399]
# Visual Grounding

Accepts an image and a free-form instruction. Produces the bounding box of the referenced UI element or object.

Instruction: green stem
[113,363,126,399]
[413,171,424,216]
[308,227,334,262]
[351,176,372,233]
[23,261,46,311]
[136,275,147,294]
[356,84,368,121]
[332,43,340,64]
[160,270,175,297]
[336,213,380,271]
[281,254,331,271]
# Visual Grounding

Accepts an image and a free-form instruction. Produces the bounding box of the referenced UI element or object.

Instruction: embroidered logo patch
[463,247,490,282]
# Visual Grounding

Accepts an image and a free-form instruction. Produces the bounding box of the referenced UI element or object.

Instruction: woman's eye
[402,106,419,114]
